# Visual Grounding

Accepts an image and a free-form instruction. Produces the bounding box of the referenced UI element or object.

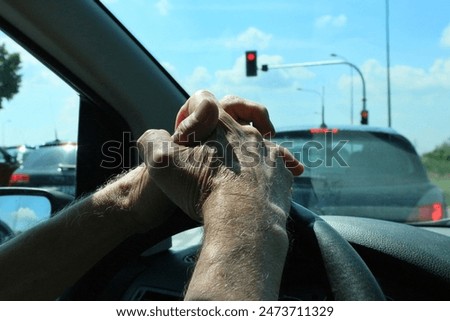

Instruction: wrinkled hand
[137,90,303,222]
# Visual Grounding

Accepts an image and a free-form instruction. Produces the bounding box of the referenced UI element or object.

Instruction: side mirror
[0,187,74,244]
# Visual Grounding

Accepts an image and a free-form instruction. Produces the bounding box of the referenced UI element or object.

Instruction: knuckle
[242,124,263,138]
[193,89,214,98]
[221,95,244,108]
[193,90,217,106]
[259,105,270,116]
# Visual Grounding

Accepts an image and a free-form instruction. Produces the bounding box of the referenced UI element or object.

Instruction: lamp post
[298,87,326,128]
[262,59,367,114]
[331,53,354,125]
[386,0,392,127]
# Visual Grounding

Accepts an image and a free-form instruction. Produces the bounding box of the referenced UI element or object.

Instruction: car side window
[0,33,79,195]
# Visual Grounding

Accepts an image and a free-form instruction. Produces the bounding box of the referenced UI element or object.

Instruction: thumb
[137,128,206,220]
[173,91,219,145]
[137,129,176,168]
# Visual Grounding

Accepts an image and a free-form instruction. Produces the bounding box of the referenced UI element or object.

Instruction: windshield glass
[101,0,450,224]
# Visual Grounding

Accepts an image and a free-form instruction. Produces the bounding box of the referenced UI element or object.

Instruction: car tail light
[310,128,339,134]
[418,202,444,221]
[9,173,30,185]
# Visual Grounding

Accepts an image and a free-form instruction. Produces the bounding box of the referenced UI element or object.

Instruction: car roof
[275,124,401,136]
[274,124,418,154]
[39,140,77,148]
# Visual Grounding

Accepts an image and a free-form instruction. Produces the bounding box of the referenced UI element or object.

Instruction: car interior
[0,0,449,301]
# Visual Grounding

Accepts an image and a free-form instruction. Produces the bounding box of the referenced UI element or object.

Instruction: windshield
[101,0,450,224]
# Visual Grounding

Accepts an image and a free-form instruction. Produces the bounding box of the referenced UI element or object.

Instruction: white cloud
[440,24,450,48]
[315,14,347,29]
[224,27,272,50]
[14,207,38,220]
[185,66,212,93]
[184,54,315,97]
[155,0,171,16]
[388,59,450,90]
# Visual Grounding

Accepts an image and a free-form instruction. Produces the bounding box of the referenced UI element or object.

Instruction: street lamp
[297,87,326,128]
[262,59,367,114]
[386,0,392,127]
[331,53,354,125]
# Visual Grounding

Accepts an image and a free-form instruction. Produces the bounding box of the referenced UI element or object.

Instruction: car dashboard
[95,215,450,301]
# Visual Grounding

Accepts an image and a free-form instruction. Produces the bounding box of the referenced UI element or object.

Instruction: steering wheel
[62,202,385,300]
[287,202,384,300]
[0,220,14,245]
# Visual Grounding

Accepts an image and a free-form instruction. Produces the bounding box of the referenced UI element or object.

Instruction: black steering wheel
[0,220,14,245]
[62,202,385,300]
[287,202,384,300]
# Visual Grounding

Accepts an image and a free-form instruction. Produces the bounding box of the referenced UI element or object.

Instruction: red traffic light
[360,110,369,125]
[245,50,257,77]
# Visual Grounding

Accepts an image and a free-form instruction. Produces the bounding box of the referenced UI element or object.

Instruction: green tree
[422,138,450,176]
[0,43,22,109]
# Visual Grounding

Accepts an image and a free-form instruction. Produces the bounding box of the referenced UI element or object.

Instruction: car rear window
[273,130,428,186]
[21,146,77,170]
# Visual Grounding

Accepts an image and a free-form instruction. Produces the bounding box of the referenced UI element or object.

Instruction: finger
[137,129,174,168]
[263,139,303,176]
[220,95,276,138]
[278,145,304,176]
[138,128,210,221]
[173,90,219,145]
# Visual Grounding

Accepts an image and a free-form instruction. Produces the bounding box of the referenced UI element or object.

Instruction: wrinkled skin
[136,90,303,300]
[137,90,303,222]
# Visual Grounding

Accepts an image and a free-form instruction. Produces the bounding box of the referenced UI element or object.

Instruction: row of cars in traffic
[0,126,447,223]
[0,140,77,196]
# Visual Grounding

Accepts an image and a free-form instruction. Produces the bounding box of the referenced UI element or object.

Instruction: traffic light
[361,110,369,125]
[245,51,257,76]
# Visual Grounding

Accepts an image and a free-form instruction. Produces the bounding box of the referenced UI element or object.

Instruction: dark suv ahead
[273,126,447,223]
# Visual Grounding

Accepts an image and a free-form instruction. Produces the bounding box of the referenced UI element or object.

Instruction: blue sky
[0,34,78,148]
[1,0,449,155]
[102,0,450,154]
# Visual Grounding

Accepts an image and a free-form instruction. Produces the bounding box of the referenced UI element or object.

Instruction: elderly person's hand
[137,90,302,222]
[137,90,303,300]
[128,91,302,231]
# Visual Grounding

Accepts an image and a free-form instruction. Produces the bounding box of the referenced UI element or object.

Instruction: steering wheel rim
[288,201,385,300]
[0,220,14,244]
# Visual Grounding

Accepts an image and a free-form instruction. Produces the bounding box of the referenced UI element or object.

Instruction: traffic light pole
[261,60,367,112]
